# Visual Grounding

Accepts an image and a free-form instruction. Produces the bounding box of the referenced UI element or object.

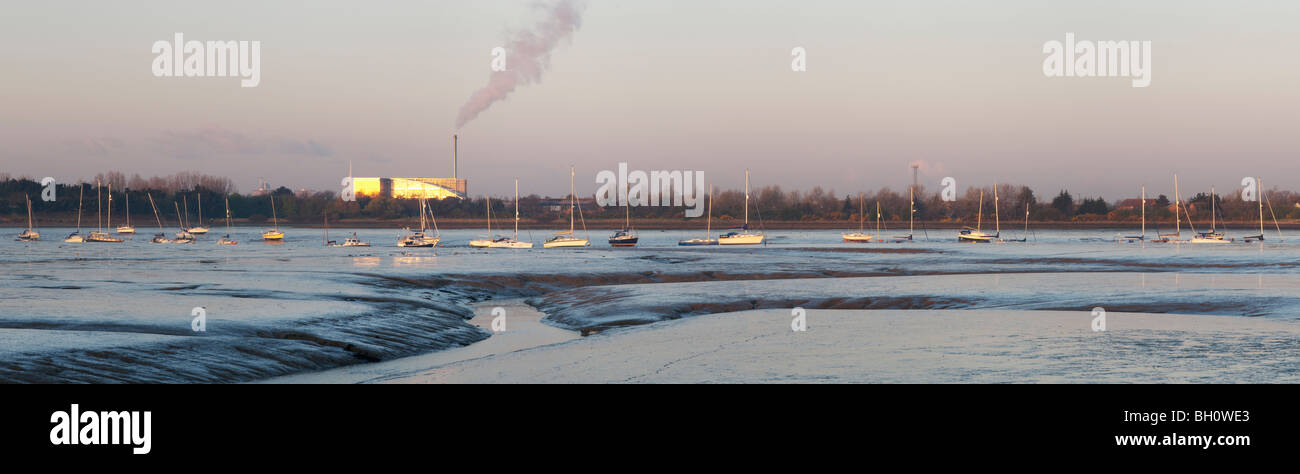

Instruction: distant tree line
[2,173,1298,225]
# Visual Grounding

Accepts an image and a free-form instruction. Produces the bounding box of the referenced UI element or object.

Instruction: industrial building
[353,177,466,200]
[351,134,467,200]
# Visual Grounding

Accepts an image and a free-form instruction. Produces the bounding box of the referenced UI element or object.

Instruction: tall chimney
[453,134,458,179]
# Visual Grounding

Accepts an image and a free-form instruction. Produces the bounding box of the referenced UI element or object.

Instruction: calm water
[2,225,1296,382]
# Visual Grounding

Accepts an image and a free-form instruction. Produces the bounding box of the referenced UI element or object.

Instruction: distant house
[1115,198,1156,211]
[542,197,598,213]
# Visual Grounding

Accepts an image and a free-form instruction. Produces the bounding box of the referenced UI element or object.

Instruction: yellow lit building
[354,177,467,200]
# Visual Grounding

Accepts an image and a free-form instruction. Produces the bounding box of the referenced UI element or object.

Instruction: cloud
[151,127,334,160]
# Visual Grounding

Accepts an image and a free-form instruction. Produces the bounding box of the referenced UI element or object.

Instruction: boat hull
[678,239,718,246]
[544,238,590,248]
[718,233,765,245]
[841,232,873,243]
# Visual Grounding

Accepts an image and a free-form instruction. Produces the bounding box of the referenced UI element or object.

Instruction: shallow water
[1,226,1295,382]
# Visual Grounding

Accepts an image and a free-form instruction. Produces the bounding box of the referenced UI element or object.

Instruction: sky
[1,0,1297,200]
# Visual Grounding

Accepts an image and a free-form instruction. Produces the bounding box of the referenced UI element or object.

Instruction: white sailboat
[468,195,496,248]
[679,183,718,246]
[186,194,210,234]
[471,180,533,248]
[64,185,85,243]
[171,202,195,243]
[217,197,237,245]
[398,198,439,247]
[718,169,765,245]
[86,180,123,243]
[545,166,590,248]
[958,188,997,243]
[116,191,135,234]
[145,193,171,243]
[1189,185,1231,243]
[261,194,284,241]
[1154,175,1183,243]
[841,193,873,243]
[16,194,39,241]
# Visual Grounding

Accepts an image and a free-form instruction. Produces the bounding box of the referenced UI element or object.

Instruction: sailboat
[261,194,284,241]
[1189,186,1231,243]
[86,180,123,243]
[1242,178,1266,242]
[64,185,85,243]
[842,193,873,242]
[145,193,171,243]
[1002,201,1031,242]
[888,185,916,242]
[468,196,496,248]
[171,202,196,243]
[958,188,998,243]
[397,198,439,247]
[1153,175,1183,243]
[116,191,135,234]
[217,197,237,245]
[717,169,765,245]
[471,180,533,248]
[16,194,39,241]
[545,166,590,248]
[186,194,210,234]
[1121,186,1147,242]
[608,176,638,247]
[679,183,718,246]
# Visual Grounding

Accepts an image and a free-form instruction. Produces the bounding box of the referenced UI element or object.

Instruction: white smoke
[455,0,585,129]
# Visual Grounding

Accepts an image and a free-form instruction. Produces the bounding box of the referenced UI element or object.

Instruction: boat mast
[174,202,183,231]
[744,169,750,227]
[706,183,713,238]
[197,193,202,228]
[1141,185,1146,239]
[96,179,102,232]
[993,183,1000,236]
[1174,174,1180,237]
[1259,178,1265,237]
[183,195,189,229]
[569,166,576,235]
[125,192,130,226]
[107,184,112,229]
[514,179,520,241]
[875,201,881,237]
[25,194,33,232]
[226,197,232,235]
[976,189,983,232]
[909,185,915,236]
[76,185,83,233]
[148,193,163,231]
[1210,186,1216,233]
[270,194,279,231]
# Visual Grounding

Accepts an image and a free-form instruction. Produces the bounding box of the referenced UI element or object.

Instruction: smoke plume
[455,0,584,129]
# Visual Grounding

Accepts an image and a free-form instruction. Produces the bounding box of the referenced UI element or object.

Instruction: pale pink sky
[1,0,1297,200]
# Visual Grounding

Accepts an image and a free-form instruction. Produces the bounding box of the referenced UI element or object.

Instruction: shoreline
[273,308,1300,383]
[3,217,1297,231]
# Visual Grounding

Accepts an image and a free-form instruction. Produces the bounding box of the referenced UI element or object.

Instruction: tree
[1051,190,1075,216]
[1077,197,1110,215]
